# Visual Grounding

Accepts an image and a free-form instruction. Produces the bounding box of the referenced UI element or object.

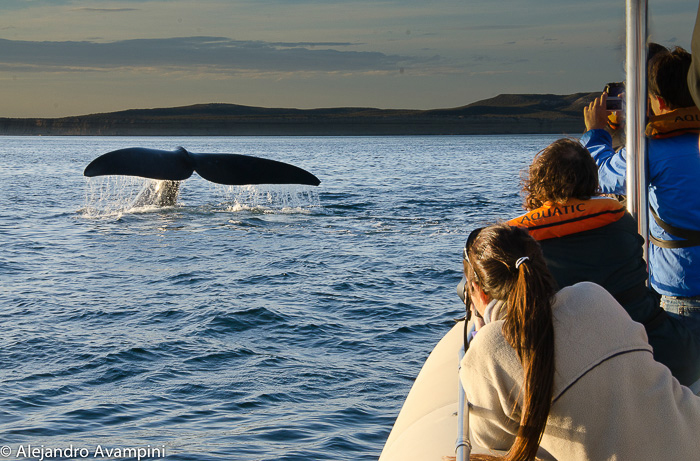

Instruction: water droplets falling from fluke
[216,184,321,214]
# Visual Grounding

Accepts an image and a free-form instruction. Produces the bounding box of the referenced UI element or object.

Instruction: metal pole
[456,346,471,461]
[625,0,649,261]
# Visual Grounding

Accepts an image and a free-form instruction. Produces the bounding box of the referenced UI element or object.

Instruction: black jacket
[538,212,700,386]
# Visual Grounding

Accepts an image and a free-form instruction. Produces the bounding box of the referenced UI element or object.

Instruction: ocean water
[0,134,565,461]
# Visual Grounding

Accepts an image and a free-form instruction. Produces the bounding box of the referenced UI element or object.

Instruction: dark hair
[522,138,599,210]
[466,224,556,461]
[648,42,666,63]
[648,46,695,109]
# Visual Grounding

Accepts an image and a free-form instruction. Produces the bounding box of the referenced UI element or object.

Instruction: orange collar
[646,107,700,139]
[507,198,625,241]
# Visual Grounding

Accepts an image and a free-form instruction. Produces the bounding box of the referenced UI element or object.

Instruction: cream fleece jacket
[461,282,700,460]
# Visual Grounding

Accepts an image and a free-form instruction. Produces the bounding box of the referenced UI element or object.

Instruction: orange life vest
[645,106,700,139]
[507,197,625,241]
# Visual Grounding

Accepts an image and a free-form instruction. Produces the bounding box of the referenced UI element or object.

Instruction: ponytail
[503,259,554,461]
[467,224,556,461]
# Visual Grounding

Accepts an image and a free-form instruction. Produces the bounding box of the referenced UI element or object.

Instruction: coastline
[0,92,597,136]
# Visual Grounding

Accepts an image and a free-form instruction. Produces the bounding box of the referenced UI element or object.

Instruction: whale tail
[83,147,321,186]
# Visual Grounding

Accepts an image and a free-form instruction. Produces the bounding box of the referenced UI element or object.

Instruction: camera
[457,275,467,303]
[605,82,625,111]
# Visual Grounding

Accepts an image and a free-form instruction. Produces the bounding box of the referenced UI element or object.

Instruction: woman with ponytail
[460,224,700,460]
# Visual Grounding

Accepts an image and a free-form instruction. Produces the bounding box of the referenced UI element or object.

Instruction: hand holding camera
[605,82,625,111]
[584,82,626,132]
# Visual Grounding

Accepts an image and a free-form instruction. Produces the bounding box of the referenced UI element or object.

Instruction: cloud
[267,42,358,48]
[465,24,534,31]
[0,36,433,74]
[70,8,140,13]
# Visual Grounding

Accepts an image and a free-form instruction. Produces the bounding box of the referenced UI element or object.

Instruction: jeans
[661,296,700,394]
[661,295,700,338]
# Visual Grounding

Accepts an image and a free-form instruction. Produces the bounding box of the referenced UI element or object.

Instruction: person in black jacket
[507,138,700,389]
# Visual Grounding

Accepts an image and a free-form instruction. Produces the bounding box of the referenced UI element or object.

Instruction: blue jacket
[581,128,700,296]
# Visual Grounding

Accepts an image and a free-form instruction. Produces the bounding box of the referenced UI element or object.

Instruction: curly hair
[522,138,599,210]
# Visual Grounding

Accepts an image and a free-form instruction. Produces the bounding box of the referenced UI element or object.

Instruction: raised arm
[581,94,628,195]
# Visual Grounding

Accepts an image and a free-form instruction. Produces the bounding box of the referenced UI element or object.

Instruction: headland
[0,92,598,136]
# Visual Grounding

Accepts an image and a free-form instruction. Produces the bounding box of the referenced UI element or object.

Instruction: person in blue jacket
[581,46,700,340]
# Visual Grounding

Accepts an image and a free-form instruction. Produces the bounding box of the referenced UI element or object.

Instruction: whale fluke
[83,147,321,186]
[187,151,320,186]
[84,147,195,181]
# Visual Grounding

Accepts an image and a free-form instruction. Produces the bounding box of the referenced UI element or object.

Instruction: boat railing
[456,346,471,461]
[625,0,649,261]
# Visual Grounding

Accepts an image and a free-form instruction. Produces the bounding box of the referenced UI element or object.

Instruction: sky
[0,0,697,118]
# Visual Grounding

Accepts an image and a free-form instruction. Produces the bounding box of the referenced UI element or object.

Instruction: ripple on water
[203,307,287,335]
[0,135,549,459]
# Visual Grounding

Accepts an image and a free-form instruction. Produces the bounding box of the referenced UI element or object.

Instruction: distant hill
[0,92,599,136]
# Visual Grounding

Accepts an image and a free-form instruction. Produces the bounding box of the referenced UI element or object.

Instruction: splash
[217,184,321,214]
[81,176,183,218]
[81,177,320,218]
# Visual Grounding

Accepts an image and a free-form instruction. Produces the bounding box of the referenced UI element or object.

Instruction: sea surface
[0,134,566,461]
